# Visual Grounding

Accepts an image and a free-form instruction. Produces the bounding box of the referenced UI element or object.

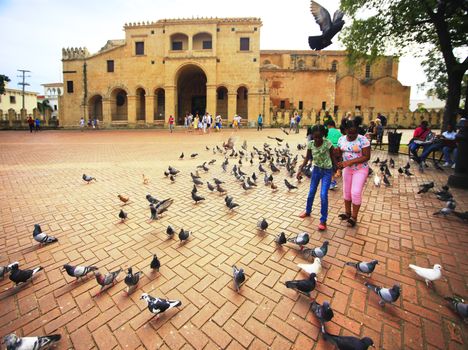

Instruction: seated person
[365,121,376,140]
[415,123,457,170]
[409,121,433,160]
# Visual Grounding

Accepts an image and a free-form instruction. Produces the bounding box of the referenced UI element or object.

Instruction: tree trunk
[443,68,464,130]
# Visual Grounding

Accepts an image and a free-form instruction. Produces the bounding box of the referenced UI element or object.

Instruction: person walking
[168,115,175,133]
[194,114,199,133]
[215,114,222,131]
[336,119,371,227]
[257,114,263,131]
[34,117,41,132]
[297,125,335,231]
[295,113,301,133]
[27,116,34,133]
[289,114,296,133]
[187,113,193,132]
[80,117,85,131]
[325,120,342,190]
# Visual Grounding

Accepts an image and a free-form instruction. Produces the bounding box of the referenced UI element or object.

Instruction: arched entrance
[111,88,128,121]
[154,88,165,121]
[176,64,207,124]
[216,86,228,117]
[136,88,146,121]
[236,86,248,118]
[88,95,103,121]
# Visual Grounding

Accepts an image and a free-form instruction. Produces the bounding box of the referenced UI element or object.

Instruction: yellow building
[0,83,38,120]
[60,17,410,127]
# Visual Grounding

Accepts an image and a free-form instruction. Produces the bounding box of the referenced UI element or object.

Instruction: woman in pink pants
[336,119,371,227]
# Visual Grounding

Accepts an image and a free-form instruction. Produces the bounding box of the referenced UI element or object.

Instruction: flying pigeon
[63,264,98,281]
[233,265,246,292]
[310,300,334,324]
[2,333,61,350]
[304,240,329,258]
[149,204,158,220]
[298,258,322,275]
[0,262,18,279]
[179,229,191,242]
[32,224,58,244]
[285,273,316,296]
[409,264,442,287]
[9,264,42,285]
[191,191,205,204]
[124,267,142,295]
[444,296,468,320]
[322,329,374,350]
[257,218,268,231]
[118,209,127,222]
[287,232,310,250]
[284,179,298,191]
[275,232,287,245]
[82,174,96,183]
[365,282,401,306]
[150,254,161,271]
[140,293,181,318]
[94,268,122,295]
[345,260,379,275]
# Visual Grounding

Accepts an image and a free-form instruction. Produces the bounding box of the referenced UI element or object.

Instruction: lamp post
[448,117,467,188]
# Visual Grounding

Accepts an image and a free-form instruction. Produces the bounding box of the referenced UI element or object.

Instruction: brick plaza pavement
[0,128,467,350]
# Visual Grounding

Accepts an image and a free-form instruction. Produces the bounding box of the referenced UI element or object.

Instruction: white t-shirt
[442,131,456,140]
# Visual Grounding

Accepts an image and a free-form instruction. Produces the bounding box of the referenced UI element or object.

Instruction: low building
[38,83,63,119]
[0,83,38,120]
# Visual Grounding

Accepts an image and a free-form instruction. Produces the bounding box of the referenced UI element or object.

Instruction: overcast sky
[0,0,428,98]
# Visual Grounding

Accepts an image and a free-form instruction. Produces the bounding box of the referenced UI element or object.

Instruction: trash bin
[387,129,402,154]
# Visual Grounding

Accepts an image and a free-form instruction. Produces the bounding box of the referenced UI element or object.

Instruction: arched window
[170,33,188,51]
[193,32,212,50]
[365,63,371,79]
[331,60,338,71]
[263,59,271,65]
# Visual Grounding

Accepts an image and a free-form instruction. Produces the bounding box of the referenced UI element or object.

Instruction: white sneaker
[442,162,450,167]
[452,163,456,169]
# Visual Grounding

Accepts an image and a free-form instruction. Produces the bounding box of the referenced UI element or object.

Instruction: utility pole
[17,69,31,110]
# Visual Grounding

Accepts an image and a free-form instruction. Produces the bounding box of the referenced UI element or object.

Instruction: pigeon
[178,229,191,242]
[247,177,257,187]
[222,162,227,172]
[437,192,454,201]
[433,207,453,216]
[168,167,180,176]
[384,165,392,177]
[404,162,411,170]
[191,172,201,179]
[118,209,127,222]
[285,273,316,296]
[275,232,287,245]
[373,174,381,187]
[170,175,176,182]
[164,170,170,177]
[287,232,310,250]
[252,173,257,182]
[270,163,280,173]
[118,194,129,204]
[281,127,289,135]
[398,167,404,175]
[9,264,42,285]
[190,153,198,158]
[389,158,395,168]
[452,211,468,221]
[372,157,380,165]
[226,200,239,210]
[94,268,122,294]
[364,282,401,306]
[242,181,252,191]
[311,300,334,324]
[298,258,322,275]
[418,181,434,194]
[151,198,173,218]
[207,182,215,192]
[63,264,98,281]
[225,195,233,205]
[32,224,58,244]
[322,330,374,350]
[205,145,210,151]
[271,182,278,191]
[404,168,413,177]
[179,152,184,159]
[0,262,18,279]
[259,164,266,173]
[142,174,150,185]
[191,191,205,204]
[149,204,158,220]
[345,260,379,275]
[82,174,96,183]
[284,179,298,191]
[305,240,329,258]
[232,265,246,292]
[146,194,158,204]
[383,174,391,187]
[435,185,451,196]
[2,333,61,350]
[213,178,224,185]
[193,178,204,186]
[150,254,161,271]
[444,296,468,320]
[166,225,175,236]
[257,218,268,231]
[124,267,142,294]
[208,159,216,165]
[216,184,227,194]
[140,293,181,318]
[409,264,442,287]
[192,185,198,194]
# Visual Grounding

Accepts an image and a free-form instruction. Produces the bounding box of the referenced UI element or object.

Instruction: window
[172,41,183,50]
[10,96,16,104]
[280,100,285,109]
[365,64,371,78]
[240,37,250,51]
[135,41,144,55]
[298,101,303,110]
[321,101,326,110]
[355,105,362,111]
[202,40,212,49]
[67,81,74,93]
[253,58,257,62]
[217,89,225,100]
[151,30,154,34]
[298,60,305,69]
[107,60,114,72]
[116,93,126,107]
[331,61,338,71]
[231,27,235,31]
[334,105,339,114]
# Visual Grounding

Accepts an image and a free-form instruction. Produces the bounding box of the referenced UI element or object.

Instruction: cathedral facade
[60,17,410,127]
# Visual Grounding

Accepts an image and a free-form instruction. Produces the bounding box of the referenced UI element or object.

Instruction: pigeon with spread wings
[308,1,345,51]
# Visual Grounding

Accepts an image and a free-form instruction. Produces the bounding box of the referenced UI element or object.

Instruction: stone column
[206,85,216,117]
[248,92,260,127]
[8,109,15,128]
[127,95,137,126]
[102,98,112,127]
[165,86,176,126]
[227,92,237,121]
[145,94,155,126]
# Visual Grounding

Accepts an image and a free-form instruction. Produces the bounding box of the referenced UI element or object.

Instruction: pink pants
[342,166,368,205]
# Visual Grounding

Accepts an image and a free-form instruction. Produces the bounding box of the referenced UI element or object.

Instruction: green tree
[340,0,468,129]
[0,75,11,95]
[37,99,53,117]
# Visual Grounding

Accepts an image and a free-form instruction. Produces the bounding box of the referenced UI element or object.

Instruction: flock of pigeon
[1,132,467,350]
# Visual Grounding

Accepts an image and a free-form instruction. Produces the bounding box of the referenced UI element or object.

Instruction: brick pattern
[0,129,467,349]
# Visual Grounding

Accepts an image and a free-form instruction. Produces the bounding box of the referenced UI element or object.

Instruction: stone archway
[110,88,128,121]
[136,88,146,121]
[216,86,228,117]
[176,64,207,124]
[236,86,248,118]
[88,95,103,121]
[154,88,165,121]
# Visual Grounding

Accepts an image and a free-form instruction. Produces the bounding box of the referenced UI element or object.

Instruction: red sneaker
[318,222,327,231]
[299,211,310,218]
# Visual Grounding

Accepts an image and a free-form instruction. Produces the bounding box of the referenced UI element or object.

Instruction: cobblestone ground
[0,129,467,350]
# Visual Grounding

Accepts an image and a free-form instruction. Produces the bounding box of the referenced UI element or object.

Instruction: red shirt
[413,126,430,140]
[169,117,174,125]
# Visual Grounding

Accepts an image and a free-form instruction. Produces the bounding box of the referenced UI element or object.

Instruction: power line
[17,69,31,111]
